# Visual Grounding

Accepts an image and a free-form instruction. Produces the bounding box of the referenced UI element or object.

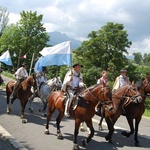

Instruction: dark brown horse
[6,74,36,123]
[44,83,113,150]
[103,83,142,143]
[120,75,150,146]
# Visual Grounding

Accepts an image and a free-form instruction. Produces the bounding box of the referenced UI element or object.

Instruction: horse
[0,75,3,85]
[101,83,142,144]
[28,76,62,116]
[6,74,37,123]
[120,75,150,146]
[44,83,113,150]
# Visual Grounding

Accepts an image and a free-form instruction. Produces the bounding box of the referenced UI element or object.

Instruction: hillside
[47,31,82,50]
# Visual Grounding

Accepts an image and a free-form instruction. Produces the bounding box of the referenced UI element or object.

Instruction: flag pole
[17,49,22,70]
[29,53,35,76]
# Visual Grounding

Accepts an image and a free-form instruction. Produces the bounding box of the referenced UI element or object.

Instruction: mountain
[47,31,82,50]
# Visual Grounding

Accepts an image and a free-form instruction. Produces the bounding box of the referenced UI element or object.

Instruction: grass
[144,97,150,117]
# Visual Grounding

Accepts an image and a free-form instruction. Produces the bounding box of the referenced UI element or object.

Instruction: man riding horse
[61,63,85,117]
[10,63,28,98]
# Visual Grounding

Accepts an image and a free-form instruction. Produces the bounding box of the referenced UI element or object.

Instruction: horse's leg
[6,91,11,113]
[98,116,104,131]
[81,119,95,147]
[80,122,85,132]
[28,93,35,113]
[56,112,64,139]
[20,100,28,123]
[134,117,142,146]
[121,116,134,137]
[73,119,81,150]
[39,98,47,116]
[105,116,115,143]
[44,106,56,135]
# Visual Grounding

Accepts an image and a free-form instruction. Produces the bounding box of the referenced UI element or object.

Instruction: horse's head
[121,83,142,103]
[81,83,113,111]
[26,74,37,90]
[55,77,62,90]
[142,75,150,93]
[47,77,62,90]
[97,82,113,111]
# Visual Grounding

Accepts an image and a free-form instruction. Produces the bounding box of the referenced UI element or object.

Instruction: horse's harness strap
[84,85,107,105]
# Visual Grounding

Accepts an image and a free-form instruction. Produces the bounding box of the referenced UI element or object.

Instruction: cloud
[1,0,150,54]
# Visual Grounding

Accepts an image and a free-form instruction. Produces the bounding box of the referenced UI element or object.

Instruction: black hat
[120,68,127,72]
[42,67,46,71]
[22,63,26,67]
[73,63,83,68]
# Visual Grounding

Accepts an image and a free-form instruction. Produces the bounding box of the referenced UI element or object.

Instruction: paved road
[0,75,150,150]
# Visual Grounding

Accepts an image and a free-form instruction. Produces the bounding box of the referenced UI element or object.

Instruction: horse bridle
[84,85,112,105]
[121,85,141,101]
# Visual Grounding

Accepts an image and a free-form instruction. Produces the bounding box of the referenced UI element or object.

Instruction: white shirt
[119,75,128,87]
[15,67,28,79]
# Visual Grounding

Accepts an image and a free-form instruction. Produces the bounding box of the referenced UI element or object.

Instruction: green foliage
[74,22,132,84]
[0,6,9,36]
[0,10,50,72]
[133,52,143,65]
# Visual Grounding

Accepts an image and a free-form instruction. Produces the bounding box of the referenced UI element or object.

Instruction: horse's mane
[112,84,130,94]
[80,84,101,95]
[135,80,142,89]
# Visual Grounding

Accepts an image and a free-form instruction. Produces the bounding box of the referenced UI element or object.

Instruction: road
[0,75,150,150]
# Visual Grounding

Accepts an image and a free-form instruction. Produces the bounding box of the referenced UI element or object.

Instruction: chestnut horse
[6,74,37,123]
[121,75,150,146]
[103,84,142,143]
[44,83,113,150]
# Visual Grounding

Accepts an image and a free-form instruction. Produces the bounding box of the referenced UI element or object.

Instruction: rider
[112,68,130,92]
[36,66,47,91]
[11,63,28,98]
[95,70,109,113]
[61,63,85,117]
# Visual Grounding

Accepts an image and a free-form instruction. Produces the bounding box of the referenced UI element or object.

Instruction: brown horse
[103,83,142,143]
[120,75,150,146]
[44,83,113,150]
[6,74,37,123]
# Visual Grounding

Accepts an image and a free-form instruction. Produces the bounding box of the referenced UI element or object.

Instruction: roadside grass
[144,97,150,117]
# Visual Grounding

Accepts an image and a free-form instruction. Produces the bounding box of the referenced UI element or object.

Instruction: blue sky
[0,0,150,55]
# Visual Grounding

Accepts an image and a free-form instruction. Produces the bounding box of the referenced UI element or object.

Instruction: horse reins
[84,85,111,105]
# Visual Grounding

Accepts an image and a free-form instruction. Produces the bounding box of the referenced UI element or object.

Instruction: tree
[0,11,50,72]
[74,22,132,84]
[0,6,9,36]
[133,52,143,65]
[18,11,50,64]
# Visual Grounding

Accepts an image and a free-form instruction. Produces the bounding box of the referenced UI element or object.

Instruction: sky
[0,0,150,55]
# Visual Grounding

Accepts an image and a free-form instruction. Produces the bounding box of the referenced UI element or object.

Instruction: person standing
[112,68,130,91]
[95,70,108,113]
[61,63,85,117]
[11,63,28,98]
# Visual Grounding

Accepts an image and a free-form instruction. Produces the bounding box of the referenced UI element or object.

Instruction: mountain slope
[47,31,82,50]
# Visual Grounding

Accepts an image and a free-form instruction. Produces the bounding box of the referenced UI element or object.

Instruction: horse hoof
[105,136,112,142]
[135,142,140,147]
[22,119,27,124]
[81,139,87,147]
[73,144,80,150]
[44,129,50,135]
[57,133,64,140]
[80,127,85,132]
[98,125,103,131]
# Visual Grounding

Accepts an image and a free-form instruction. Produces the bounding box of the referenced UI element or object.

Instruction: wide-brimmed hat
[22,63,26,67]
[73,63,83,68]
[120,68,127,72]
[42,67,46,71]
